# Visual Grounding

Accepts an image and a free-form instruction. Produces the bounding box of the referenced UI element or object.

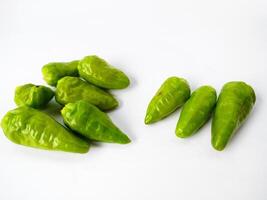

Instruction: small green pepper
[1,106,89,153]
[78,55,130,89]
[14,84,54,109]
[212,81,256,151]
[176,86,217,138]
[42,60,79,86]
[61,100,131,144]
[55,76,118,111]
[145,76,191,124]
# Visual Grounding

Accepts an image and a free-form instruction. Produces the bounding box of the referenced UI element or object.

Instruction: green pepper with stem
[42,60,79,86]
[176,85,217,138]
[1,106,90,153]
[61,100,131,144]
[14,84,54,109]
[78,55,130,89]
[145,76,191,124]
[55,76,118,111]
[212,81,256,151]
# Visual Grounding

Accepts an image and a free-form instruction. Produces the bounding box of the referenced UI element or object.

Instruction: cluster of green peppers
[0,55,256,153]
[145,77,256,151]
[1,55,131,153]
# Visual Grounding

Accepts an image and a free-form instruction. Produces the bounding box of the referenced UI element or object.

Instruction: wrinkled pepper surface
[55,76,118,111]
[14,84,54,108]
[1,106,89,153]
[42,60,79,86]
[212,81,256,151]
[78,55,130,89]
[176,85,217,138]
[61,100,131,144]
[145,76,191,124]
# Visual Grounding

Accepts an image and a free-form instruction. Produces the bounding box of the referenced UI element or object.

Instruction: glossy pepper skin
[176,86,217,138]
[212,81,256,151]
[145,76,191,124]
[1,107,90,153]
[14,84,54,109]
[55,76,118,111]
[61,100,131,144]
[78,55,130,89]
[42,60,79,86]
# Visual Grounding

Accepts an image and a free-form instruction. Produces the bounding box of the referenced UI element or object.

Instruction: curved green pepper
[55,76,118,111]
[42,60,79,86]
[61,100,131,144]
[78,55,130,89]
[1,106,89,153]
[176,86,217,138]
[212,81,256,151]
[145,76,191,124]
[14,84,54,108]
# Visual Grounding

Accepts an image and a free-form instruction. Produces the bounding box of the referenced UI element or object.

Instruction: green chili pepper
[176,86,217,138]
[14,84,54,109]
[145,76,191,124]
[55,76,118,111]
[78,55,130,89]
[212,81,256,151]
[42,60,79,86]
[1,106,90,153]
[61,100,131,144]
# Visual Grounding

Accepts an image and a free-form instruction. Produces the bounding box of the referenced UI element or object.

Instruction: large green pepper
[14,84,54,109]
[61,100,131,144]
[78,55,130,89]
[176,86,217,138]
[42,60,79,86]
[55,76,118,111]
[1,106,89,153]
[212,81,256,151]
[145,76,191,124]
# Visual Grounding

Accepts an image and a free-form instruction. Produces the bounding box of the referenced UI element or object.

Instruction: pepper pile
[1,58,256,153]
[145,77,256,151]
[1,55,131,153]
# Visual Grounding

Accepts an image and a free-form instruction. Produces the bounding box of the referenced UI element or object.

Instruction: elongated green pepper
[14,84,54,108]
[212,81,256,151]
[61,100,131,144]
[42,60,79,86]
[176,86,217,138]
[145,76,191,124]
[78,55,130,89]
[1,107,89,153]
[55,76,118,111]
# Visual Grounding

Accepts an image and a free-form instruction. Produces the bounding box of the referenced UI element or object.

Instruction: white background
[0,0,266,199]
